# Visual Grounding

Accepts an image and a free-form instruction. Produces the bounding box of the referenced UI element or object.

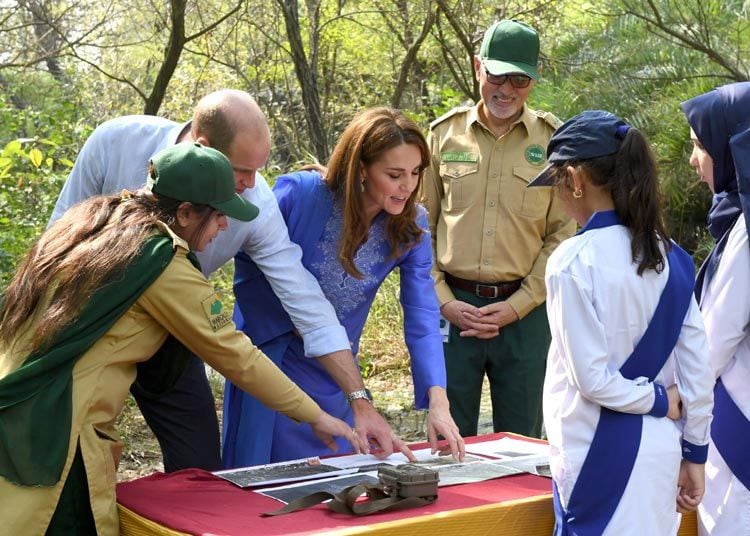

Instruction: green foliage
[0,85,85,289]
[542,0,748,253]
[2,0,748,307]
[359,269,409,379]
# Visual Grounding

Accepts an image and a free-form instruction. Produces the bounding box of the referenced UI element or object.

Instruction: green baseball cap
[479,19,540,80]
[148,142,259,222]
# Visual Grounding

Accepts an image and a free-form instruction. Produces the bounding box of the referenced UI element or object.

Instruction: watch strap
[346,388,373,403]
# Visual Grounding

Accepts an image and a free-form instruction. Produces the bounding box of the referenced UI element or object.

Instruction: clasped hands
[441,299,519,339]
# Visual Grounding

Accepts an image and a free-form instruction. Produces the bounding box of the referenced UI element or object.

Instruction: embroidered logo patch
[441,151,479,163]
[525,144,546,165]
[201,291,232,332]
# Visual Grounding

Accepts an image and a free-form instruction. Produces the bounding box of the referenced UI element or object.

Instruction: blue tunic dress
[222,171,445,467]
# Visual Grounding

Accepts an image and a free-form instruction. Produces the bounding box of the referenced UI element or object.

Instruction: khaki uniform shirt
[420,102,576,318]
[0,225,320,535]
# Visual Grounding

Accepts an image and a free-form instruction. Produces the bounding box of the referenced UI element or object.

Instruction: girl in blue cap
[0,143,358,535]
[530,110,714,535]
[681,82,750,536]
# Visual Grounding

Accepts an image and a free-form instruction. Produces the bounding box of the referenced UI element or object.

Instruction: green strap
[0,234,179,486]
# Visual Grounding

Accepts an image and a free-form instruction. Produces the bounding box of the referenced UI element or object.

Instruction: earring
[356,178,365,193]
[573,188,583,199]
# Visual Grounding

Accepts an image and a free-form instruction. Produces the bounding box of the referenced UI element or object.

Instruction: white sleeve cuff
[302,325,350,357]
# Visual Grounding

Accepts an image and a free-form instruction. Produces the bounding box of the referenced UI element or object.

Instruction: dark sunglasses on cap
[483,66,532,89]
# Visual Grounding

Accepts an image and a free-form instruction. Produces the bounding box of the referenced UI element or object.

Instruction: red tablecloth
[117,433,552,535]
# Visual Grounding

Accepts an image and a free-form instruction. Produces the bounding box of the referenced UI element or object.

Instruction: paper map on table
[219,439,550,492]
[464,436,549,459]
[214,457,357,488]
[464,437,551,478]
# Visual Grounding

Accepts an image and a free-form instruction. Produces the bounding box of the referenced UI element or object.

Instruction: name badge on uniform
[441,151,478,163]
[201,291,232,332]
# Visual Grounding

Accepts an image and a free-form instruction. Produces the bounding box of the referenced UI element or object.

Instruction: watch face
[348,389,373,402]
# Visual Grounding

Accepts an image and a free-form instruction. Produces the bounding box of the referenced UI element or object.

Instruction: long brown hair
[320,107,430,278]
[0,191,212,352]
[548,128,670,275]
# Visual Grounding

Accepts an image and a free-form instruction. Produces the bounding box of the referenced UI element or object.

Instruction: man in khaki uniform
[420,19,575,438]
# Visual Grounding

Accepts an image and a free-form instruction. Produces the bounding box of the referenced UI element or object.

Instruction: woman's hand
[676,460,705,513]
[667,384,682,420]
[426,387,465,462]
[309,411,366,455]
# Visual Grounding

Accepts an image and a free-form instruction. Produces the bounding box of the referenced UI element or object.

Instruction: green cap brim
[483,58,538,80]
[212,194,259,222]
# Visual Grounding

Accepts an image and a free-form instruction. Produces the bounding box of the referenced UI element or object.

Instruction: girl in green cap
[0,142,360,535]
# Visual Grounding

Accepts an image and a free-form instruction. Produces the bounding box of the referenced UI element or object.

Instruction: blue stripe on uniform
[556,212,695,535]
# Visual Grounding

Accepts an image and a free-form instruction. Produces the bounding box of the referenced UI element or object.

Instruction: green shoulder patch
[535,110,563,130]
[201,291,232,332]
[441,151,479,163]
[525,144,546,166]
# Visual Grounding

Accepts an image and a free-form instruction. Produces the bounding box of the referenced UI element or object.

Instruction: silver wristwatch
[346,388,373,404]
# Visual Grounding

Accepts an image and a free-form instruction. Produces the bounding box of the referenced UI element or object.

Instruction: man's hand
[426,387,465,462]
[316,349,415,460]
[667,384,682,420]
[309,411,363,455]
[351,399,417,461]
[459,301,519,339]
[676,460,705,513]
[441,300,498,339]
[440,300,481,330]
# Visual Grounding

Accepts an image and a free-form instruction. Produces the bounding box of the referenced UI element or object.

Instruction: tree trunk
[277,0,328,161]
[390,4,435,108]
[435,0,479,101]
[20,0,71,85]
[143,0,187,115]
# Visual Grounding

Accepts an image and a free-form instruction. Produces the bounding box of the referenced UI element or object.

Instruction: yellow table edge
[119,504,191,536]
[119,489,697,536]
[325,494,698,536]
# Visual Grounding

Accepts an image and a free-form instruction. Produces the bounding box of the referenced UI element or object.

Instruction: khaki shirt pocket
[506,165,551,219]
[439,161,479,211]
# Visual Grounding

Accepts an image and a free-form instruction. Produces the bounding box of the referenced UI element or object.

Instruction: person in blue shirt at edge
[528,110,714,535]
[681,82,750,536]
[222,107,466,467]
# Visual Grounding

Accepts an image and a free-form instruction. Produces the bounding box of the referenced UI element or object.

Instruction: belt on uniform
[445,273,522,299]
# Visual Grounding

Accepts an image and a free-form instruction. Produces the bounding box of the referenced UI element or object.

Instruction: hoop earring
[573,188,583,199]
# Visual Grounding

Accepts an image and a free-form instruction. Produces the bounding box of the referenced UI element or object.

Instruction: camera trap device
[377,463,439,500]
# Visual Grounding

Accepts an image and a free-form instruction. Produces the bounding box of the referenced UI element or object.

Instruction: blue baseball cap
[528,110,631,187]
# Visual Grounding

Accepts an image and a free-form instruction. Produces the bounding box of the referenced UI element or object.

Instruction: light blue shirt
[50,115,349,357]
